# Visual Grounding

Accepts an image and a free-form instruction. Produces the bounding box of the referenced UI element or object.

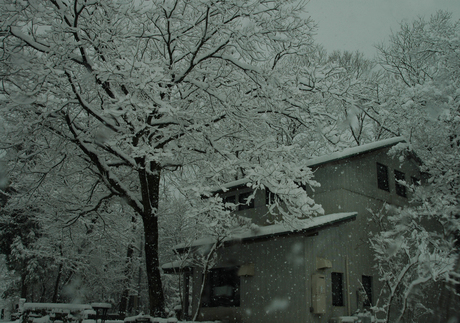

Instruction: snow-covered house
[164,137,422,323]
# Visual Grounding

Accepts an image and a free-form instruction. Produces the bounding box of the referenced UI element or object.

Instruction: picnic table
[90,303,112,323]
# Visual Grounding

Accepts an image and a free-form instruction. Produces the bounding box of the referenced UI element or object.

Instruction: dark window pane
[331,272,344,306]
[450,135,460,147]
[223,195,236,204]
[395,170,407,197]
[265,189,277,205]
[362,275,373,306]
[456,278,460,296]
[202,267,240,307]
[238,191,254,210]
[377,163,390,191]
[223,195,236,210]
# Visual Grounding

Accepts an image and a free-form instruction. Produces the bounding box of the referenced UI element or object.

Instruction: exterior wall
[193,217,378,323]
[192,234,310,323]
[190,145,421,323]
[310,148,421,213]
[306,147,422,321]
[221,147,421,226]
[219,187,279,225]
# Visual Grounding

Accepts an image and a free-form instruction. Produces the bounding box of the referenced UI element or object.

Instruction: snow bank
[124,315,220,323]
[23,303,93,311]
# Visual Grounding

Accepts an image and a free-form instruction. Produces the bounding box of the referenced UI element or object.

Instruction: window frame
[265,189,277,205]
[201,267,240,308]
[411,176,420,186]
[362,275,373,307]
[394,170,407,197]
[238,191,254,211]
[377,163,390,192]
[331,272,344,307]
[222,194,237,210]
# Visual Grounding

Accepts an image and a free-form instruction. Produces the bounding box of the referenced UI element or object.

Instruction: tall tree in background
[0,0,321,315]
[0,205,42,299]
[0,188,138,305]
[270,46,385,156]
[369,11,460,322]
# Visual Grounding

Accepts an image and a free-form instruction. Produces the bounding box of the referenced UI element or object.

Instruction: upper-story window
[265,189,277,205]
[223,195,237,210]
[238,191,254,211]
[377,163,390,192]
[394,170,407,197]
[221,191,255,211]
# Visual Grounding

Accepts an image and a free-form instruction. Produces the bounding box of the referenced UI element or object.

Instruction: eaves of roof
[173,212,357,254]
[210,137,405,193]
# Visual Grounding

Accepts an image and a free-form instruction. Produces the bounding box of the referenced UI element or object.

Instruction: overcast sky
[305,0,460,58]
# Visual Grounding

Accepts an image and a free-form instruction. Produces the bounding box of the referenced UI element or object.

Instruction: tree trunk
[143,216,165,317]
[138,160,165,317]
[20,272,27,299]
[192,243,218,321]
[39,283,47,302]
[52,263,63,303]
[119,243,134,317]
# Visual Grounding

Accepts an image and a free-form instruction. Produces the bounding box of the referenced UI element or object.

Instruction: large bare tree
[0,0,321,315]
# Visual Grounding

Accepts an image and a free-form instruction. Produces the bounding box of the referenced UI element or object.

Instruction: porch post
[183,272,190,320]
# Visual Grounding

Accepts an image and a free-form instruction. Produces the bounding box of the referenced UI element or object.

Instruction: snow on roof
[90,303,111,309]
[211,178,251,193]
[173,212,357,252]
[23,303,93,311]
[210,137,405,192]
[237,212,357,239]
[304,136,405,167]
[161,259,193,270]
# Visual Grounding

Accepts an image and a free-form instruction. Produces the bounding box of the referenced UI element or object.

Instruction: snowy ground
[5,319,220,323]
[124,315,221,323]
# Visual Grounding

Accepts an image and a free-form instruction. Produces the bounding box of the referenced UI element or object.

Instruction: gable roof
[173,212,357,253]
[304,136,405,167]
[212,137,405,193]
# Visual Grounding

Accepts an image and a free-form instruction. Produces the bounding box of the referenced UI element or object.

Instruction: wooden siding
[310,147,421,213]
[194,217,375,323]
[191,144,420,322]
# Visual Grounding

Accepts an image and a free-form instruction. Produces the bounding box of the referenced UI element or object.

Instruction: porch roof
[162,259,193,274]
[172,212,357,254]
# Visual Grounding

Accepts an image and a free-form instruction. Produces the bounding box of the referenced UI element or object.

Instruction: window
[450,135,460,148]
[377,163,390,191]
[362,275,373,307]
[223,195,236,204]
[238,191,254,211]
[411,176,420,186]
[201,267,240,307]
[265,189,277,205]
[394,170,407,197]
[454,214,460,249]
[223,195,236,210]
[455,275,460,296]
[331,272,344,306]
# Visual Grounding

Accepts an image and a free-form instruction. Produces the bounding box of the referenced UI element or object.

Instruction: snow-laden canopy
[210,136,405,193]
